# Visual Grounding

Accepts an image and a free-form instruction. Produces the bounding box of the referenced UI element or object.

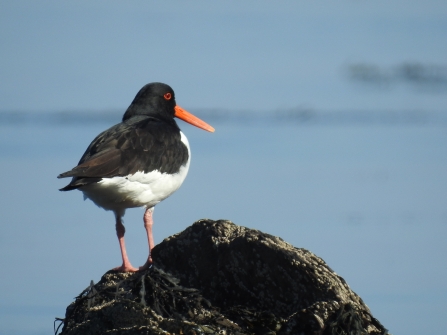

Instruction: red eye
[164,93,172,100]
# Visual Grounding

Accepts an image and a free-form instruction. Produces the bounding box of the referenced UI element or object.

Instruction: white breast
[80,132,191,216]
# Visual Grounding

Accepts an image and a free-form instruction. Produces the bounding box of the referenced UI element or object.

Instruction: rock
[57,219,388,335]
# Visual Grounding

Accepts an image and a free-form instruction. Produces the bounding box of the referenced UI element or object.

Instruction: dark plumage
[59,115,189,190]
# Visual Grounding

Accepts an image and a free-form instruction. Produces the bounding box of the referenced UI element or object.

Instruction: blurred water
[0,115,446,334]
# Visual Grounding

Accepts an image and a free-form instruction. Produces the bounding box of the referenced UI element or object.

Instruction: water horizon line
[1,108,446,126]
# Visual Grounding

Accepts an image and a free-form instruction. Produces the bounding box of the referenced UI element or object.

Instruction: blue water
[0,117,446,334]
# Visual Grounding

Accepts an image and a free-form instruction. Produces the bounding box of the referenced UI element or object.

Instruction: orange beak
[174,105,215,133]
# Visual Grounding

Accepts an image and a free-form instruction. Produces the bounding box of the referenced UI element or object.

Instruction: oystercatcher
[58,82,214,272]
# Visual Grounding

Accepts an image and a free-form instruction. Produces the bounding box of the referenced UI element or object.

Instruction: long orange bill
[174,105,215,133]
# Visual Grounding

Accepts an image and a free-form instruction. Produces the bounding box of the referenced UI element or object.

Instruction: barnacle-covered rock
[58,219,388,335]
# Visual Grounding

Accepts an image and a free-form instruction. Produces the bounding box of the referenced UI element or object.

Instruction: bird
[58,82,214,272]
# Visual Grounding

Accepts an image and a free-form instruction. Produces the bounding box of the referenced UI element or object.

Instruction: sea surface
[0,111,446,335]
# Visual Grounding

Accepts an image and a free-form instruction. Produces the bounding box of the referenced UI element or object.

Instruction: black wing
[58,116,189,191]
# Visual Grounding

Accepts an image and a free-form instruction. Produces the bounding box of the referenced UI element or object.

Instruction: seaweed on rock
[57,219,389,335]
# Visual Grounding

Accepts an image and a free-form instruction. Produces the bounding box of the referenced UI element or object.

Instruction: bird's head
[123,82,214,132]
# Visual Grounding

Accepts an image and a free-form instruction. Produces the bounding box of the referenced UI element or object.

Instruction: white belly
[80,132,191,216]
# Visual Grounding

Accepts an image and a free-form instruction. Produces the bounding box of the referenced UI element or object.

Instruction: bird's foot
[138,257,153,271]
[112,263,139,272]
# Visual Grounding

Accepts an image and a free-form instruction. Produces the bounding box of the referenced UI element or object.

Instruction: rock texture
[57,219,388,335]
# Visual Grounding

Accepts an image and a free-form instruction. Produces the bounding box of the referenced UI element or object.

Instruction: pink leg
[113,216,138,272]
[139,207,154,270]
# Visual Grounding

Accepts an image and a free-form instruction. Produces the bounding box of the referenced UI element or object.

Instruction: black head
[122,82,215,133]
[122,82,177,122]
